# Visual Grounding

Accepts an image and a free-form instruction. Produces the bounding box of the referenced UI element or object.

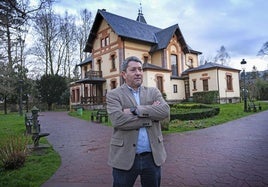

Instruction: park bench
[90,109,108,123]
[247,102,262,112]
[24,113,33,135]
[24,107,50,148]
[248,102,257,112]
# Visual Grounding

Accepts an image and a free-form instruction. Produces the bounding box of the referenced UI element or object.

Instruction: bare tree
[31,6,80,77]
[77,8,92,62]
[31,3,61,75]
[60,11,78,78]
[214,45,231,66]
[0,0,51,114]
[257,41,268,57]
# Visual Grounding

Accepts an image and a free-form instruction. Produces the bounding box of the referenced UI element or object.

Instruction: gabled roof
[151,24,189,53]
[77,56,92,67]
[182,62,240,75]
[84,9,198,54]
[143,62,170,72]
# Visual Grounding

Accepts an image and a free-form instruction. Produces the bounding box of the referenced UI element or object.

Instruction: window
[97,59,102,71]
[192,80,197,90]
[101,38,105,47]
[76,89,80,102]
[226,74,233,91]
[144,56,148,63]
[184,80,190,99]
[173,84,177,93]
[171,54,178,76]
[101,36,109,47]
[156,76,163,93]
[105,37,109,46]
[111,80,116,89]
[71,90,75,102]
[111,54,116,70]
[188,58,193,68]
[203,79,209,91]
[84,86,88,97]
[83,66,88,78]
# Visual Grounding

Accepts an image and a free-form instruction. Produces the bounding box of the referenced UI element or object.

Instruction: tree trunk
[4,95,7,115]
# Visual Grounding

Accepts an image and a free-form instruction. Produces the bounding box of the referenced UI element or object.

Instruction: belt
[136,152,151,156]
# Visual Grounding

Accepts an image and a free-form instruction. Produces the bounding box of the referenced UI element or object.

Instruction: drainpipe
[120,39,125,85]
[217,68,220,103]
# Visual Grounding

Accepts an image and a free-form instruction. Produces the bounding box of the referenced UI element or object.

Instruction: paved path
[40,110,268,187]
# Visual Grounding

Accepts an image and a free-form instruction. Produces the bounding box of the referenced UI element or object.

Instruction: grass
[0,113,61,187]
[166,101,268,133]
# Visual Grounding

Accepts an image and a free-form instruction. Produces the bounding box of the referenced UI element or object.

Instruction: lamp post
[19,79,23,116]
[241,59,247,112]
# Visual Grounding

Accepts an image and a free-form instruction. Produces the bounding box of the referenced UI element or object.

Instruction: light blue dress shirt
[128,86,152,154]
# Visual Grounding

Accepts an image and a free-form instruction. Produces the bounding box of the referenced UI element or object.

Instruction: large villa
[70,8,240,109]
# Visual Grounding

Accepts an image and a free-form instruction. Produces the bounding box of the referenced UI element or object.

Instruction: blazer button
[133,144,136,147]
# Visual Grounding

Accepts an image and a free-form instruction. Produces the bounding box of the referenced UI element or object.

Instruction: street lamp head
[240,59,247,65]
[240,59,247,70]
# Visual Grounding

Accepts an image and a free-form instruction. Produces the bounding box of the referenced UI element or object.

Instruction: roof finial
[136,1,147,23]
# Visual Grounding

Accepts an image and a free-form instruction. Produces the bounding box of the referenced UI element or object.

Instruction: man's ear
[121,71,126,79]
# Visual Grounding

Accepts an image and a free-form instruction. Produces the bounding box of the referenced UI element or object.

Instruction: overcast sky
[53,0,268,71]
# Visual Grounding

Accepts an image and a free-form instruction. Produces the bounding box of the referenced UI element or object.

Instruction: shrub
[193,91,219,104]
[160,117,170,131]
[170,103,220,121]
[0,135,30,170]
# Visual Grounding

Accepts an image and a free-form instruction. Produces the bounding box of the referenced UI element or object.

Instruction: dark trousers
[112,152,161,187]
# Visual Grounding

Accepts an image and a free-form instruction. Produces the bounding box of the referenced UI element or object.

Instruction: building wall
[188,68,240,103]
[218,69,240,100]
[189,69,217,95]
[169,79,186,101]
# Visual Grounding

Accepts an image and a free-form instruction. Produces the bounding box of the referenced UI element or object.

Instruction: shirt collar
[126,84,140,94]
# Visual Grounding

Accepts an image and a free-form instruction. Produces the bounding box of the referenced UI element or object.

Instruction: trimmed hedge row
[193,91,219,104]
[170,104,220,121]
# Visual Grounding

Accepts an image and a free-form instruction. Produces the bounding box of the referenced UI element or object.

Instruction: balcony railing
[81,96,106,105]
[84,70,102,79]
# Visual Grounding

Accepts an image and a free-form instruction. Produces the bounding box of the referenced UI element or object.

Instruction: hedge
[170,104,220,120]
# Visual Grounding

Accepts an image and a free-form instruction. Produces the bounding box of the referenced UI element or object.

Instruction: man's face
[122,61,143,90]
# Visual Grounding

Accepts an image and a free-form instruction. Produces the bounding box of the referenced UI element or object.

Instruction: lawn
[0,113,61,187]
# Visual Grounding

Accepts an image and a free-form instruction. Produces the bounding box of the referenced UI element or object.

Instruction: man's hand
[123,108,131,114]
[152,101,160,106]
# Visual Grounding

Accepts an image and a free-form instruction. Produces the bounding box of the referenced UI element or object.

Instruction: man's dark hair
[121,56,142,71]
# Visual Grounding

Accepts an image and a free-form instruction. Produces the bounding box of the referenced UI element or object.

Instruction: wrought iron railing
[84,70,103,79]
[81,96,106,104]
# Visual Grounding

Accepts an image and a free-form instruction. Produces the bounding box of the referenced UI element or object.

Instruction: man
[106,56,170,187]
